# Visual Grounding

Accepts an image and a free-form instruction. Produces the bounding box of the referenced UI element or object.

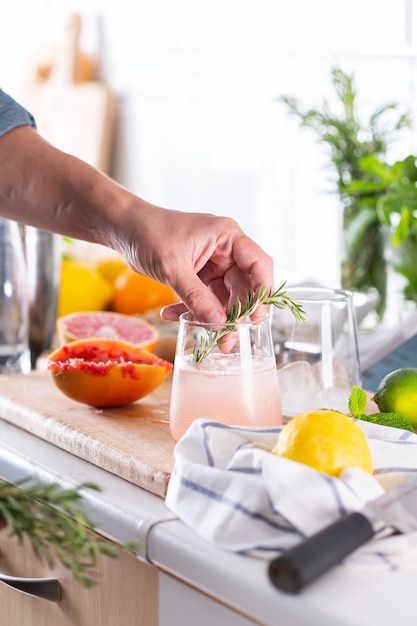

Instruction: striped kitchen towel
[165,418,417,571]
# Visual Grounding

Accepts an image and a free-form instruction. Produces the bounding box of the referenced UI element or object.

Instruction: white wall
[1,0,416,287]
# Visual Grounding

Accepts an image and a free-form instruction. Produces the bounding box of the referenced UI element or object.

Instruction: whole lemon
[95,256,128,285]
[58,258,113,317]
[272,409,373,476]
[372,368,417,427]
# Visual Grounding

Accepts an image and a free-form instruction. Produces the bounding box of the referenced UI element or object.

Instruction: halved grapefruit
[57,311,159,352]
[47,338,173,408]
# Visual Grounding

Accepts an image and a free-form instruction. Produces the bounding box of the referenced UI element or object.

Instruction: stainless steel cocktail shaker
[0,218,31,374]
[22,226,62,368]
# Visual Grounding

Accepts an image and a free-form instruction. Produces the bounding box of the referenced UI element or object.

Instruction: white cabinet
[159,572,260,626]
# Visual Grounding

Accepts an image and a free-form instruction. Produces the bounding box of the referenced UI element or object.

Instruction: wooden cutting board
[0,370,175,499]
[23,14,114,173]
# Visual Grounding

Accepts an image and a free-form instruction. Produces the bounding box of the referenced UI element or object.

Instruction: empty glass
[272,287,361,417]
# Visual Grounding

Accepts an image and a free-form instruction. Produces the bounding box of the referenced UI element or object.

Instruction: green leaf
[376,194,398,225]
[368,412,414,432]
[397,154,417,180]
[344,179,384,195]
[357,154,392,182]
[392,231,417,292]
[348,385,367,417]
[392,208,413,245]
[343,207,379,253]
[355,413,375,423]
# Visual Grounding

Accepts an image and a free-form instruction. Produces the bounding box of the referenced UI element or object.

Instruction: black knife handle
[268,512,375,594]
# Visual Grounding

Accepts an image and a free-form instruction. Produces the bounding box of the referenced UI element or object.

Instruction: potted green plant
[353,153,417,304]
[280,67,411,319]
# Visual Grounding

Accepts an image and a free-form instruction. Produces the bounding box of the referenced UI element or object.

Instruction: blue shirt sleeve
[0,88,36,136]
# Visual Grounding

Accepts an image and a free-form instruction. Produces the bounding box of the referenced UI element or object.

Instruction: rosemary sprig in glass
[192,282,306,363]
[0,479,140,588]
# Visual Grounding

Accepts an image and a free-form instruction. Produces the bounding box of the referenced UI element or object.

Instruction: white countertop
[1,417,417,626]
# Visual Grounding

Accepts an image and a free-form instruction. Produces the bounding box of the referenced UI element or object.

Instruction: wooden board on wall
[23,14,114,173]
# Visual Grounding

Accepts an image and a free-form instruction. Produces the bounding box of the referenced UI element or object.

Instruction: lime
[272,409,373,476]
[372,368,417,427]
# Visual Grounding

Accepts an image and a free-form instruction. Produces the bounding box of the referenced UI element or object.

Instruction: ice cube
[277,360,323,416]
[332,360,351,388]
[312,359,351,390]
[321,386,351,413]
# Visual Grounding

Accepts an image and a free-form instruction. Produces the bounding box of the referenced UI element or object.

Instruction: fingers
[163,269,227,324]
[199,235,274,319]
[143,212,274,324]
[160,302,187,321]
[232,239,274,321]
[231,236,275,296]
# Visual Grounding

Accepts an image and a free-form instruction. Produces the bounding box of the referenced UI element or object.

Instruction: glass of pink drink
[169,313,283,441]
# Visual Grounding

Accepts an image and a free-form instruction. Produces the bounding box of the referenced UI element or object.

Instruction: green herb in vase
[280,67,411,320]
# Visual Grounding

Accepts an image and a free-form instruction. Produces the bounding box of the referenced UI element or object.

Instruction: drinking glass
[0,218,31,374]
[272,287,361,417]
[169,313,283,441]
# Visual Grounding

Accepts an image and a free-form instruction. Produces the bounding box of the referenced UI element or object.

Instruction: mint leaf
[348,386,415,432]
[369,412,414,432]
[355,413,375,423]
[348,385,367,418]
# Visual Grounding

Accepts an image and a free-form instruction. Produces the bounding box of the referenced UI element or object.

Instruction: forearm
[0,125,150,250]
[0,124,274,324]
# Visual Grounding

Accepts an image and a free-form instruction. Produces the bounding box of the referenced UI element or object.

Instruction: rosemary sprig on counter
[0,479,139,588]
[192,282,306,363]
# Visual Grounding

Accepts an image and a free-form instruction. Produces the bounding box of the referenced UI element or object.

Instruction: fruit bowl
[47,338,173,408]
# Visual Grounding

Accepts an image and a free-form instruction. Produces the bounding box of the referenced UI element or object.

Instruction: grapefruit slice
[47,338,173,408]
[57,311,159,352]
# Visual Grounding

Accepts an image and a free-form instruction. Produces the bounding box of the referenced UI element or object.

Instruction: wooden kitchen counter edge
[0,370,175,499]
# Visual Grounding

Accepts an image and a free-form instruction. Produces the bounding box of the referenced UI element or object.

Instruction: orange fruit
[57,311,159,352]
[47,338,173,408]
[111,270,179,315]
[58,258,113,317]
[272,409,373,476]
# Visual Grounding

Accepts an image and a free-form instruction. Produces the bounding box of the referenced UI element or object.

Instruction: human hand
[121,206,274,324]
[0,124,273,324]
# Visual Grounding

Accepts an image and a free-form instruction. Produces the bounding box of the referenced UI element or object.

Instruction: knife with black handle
[268,473,417,594]
[268,512,376,594]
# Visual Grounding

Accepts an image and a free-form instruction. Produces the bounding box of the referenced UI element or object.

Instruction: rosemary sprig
[0,479,139,588]
[192,282,305,362]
